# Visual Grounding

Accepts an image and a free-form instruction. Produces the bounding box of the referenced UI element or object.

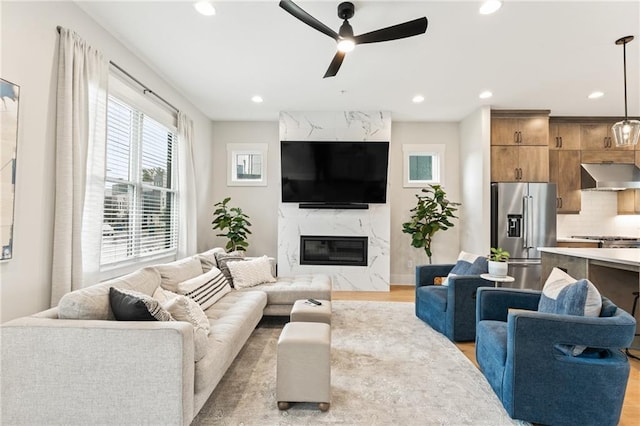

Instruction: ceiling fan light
[337,38,355,53]
[479,0,502,15]
[612,119,640,146]
[194,1,216,16]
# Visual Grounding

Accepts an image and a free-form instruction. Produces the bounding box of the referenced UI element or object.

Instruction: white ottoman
[277,322,331,411]
[290,299,332,324]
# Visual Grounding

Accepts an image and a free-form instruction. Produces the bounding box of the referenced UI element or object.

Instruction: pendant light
[612,35,640,146]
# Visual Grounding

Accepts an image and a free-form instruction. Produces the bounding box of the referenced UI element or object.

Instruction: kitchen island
[538,247,639,318]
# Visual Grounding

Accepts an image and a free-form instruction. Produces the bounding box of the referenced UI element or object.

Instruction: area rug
[192,301,527,425]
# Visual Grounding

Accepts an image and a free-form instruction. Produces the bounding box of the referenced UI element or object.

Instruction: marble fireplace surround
[277,111,391,291]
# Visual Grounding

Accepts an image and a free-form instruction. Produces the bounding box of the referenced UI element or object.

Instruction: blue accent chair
[415,264,490,342]
[475,287,636,426]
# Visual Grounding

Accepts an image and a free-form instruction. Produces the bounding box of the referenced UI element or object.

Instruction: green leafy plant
[212,197,252,252]
[489,247,510,262]
[401,184,460,264]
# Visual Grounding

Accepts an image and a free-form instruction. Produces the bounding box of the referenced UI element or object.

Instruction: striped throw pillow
[176,267,231,310]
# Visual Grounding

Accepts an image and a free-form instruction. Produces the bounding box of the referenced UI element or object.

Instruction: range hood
[581,163,640,191]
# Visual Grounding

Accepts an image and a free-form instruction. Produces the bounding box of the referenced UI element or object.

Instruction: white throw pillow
[177,267,231,310]
[227,255,277,289]
[154,288,210,362]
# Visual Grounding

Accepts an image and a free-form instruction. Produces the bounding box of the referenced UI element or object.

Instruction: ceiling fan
[279,0,428,78]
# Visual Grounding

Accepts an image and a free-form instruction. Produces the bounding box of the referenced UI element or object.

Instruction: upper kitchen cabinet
[491,110,550,146]
[491,145,549,182]
[491,110,549,182]
[580,121,635,151]
[548,121,581,150]
[617,151,640,214]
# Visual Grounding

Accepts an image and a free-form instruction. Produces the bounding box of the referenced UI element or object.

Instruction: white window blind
[101,95,178,266]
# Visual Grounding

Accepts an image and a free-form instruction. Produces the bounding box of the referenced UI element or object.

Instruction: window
[227,143,268,186]
[101,95,178,266]
[402,144,445,187]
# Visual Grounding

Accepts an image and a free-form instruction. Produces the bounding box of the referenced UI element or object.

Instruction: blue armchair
[415,264,490,342]
[475,287,636,426]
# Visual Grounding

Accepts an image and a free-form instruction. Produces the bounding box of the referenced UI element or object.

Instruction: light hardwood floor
[333,285,639,426]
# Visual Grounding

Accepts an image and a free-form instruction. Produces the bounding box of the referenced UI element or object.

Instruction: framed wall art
[226,143,268,186]
[0,78,20,260]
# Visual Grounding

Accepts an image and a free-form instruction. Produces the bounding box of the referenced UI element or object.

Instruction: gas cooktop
[572,236,640,241]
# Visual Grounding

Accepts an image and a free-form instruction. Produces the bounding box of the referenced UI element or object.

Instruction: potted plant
[488,247,510,277]
[401,184,460,264]
[212,197,252,252]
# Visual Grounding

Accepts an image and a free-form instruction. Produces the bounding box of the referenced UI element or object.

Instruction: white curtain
[177,112,197,258]
[51,28,109,306]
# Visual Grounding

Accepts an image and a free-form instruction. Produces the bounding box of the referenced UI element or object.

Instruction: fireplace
[300,236,368,266]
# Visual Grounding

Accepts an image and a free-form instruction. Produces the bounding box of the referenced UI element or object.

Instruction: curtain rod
[56,26,179,114]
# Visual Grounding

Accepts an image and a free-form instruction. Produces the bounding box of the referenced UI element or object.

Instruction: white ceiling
[77,1,640,122]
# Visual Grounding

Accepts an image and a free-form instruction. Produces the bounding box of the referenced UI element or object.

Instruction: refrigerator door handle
[525,195,534,249]
[522,196,528,249]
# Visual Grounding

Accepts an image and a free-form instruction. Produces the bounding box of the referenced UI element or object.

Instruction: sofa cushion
[197,247,226,273]
[109,287,173,322]
[235,274,331,306]
[58,267,161,320]
[227,256,276,289]
[155,256,204,293]
[176,267,231,310]
[443,251,488,286]
[214,251,246,288]
[155,288,210,362]
[195,291,267,393]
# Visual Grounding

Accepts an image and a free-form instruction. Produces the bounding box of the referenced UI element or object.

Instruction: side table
[480,273,515,287]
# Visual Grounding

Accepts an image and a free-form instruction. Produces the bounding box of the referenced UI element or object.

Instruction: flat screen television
[280,141,389,205]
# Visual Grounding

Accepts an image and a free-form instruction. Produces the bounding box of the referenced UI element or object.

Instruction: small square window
[403,144,445,188]
[227,143,268,186]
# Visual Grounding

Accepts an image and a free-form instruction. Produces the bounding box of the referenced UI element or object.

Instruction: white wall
[459,106,491,255]
[0,1,214,322]
[206,121,280,258]
[390,122,462,284]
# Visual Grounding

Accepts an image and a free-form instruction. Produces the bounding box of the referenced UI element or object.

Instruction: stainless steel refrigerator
[490,182,557,290]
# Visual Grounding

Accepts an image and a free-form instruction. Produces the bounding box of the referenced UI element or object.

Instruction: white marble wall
[278,111,391,291]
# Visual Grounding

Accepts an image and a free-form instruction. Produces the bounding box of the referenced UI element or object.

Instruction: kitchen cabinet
[581,150,635,164]
[580,121,635,151]
[491,110,550,146]
[617,151,640,214]
[491,145,549,182]
[549,149,581,213]
[491,110,550,182]
[549,121,581,150]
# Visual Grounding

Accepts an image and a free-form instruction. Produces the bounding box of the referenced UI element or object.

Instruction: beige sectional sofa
[0,248,331,425]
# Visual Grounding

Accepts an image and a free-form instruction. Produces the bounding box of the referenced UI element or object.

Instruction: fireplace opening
[300,236,368,266]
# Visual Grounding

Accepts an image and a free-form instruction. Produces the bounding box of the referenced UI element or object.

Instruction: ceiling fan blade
[354,17,428,45]
[279,0,339,40]
[323,51,346,78]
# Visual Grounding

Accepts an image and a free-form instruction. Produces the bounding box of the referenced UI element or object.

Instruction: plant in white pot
[488,247,510,277]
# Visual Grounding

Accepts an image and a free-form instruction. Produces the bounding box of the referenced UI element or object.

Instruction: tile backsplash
[557,191,640,237]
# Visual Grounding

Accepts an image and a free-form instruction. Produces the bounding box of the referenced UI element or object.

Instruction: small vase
[488,260,508,277]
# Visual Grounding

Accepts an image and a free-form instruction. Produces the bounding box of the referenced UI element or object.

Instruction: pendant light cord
[623,39,628,120]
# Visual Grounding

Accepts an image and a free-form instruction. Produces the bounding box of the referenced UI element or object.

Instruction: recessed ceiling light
[479,90,493,99]
[194,1,216,16]
[251,95,263,103]
[588,91,604,99]
[479,0,502,15]
[412,94,425,103]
